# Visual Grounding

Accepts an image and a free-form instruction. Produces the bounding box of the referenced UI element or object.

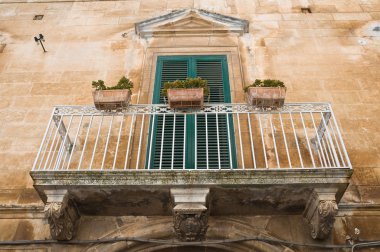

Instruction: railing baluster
[66,114,84,170]
[44,115,64,170]
[171,114,176,170]
[322,135,333,168]
[300,112,315,168]
[101,115,114,170]
[194,113,197,169]
[316,112,334,167]
[77,115,93,170]
[289,112,304,168]
[183,114,186,170]
[205,113,209,170]
[112,115,124,170]
[216,113,221,169]
[35,109,54,171]
[330,105,351,168]
[321,112,340,167]
[279,113,291,169]
[328,120,345,168]
[247,113,256,169]
[124,114,135,170]
[54,115,74,170]
[310,112,326,168]
[159,114,166,170]
[270,114,280,169]
[226,113,233,169]
[237,113,245,169]
[89,115,103,170]
[258,114,268,168]
[135,114,145,170]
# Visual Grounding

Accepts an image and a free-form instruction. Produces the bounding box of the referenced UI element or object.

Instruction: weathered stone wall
[0,0,379,249]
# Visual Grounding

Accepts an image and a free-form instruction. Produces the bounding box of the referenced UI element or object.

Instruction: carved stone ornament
[170,188,210,241]
[304,189,338,240]
[310,200,338,239]
[173,210,208,241]
[44,194,80,240]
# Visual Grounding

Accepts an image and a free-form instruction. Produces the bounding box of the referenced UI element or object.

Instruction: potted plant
[161,77,208,109]
[244,79,286,108]
[92,76,133,111]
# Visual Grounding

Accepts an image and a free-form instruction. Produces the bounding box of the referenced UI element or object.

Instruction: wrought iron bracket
[44,190,80,240]
[170,188,209,241]
[303,188,338,240]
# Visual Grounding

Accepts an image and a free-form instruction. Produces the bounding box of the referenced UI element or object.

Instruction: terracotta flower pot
[92,89,131,111]
[167,88,204,109]
[246,87,286,108]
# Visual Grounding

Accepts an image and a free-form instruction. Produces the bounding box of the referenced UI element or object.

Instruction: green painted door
[146,55,236,169]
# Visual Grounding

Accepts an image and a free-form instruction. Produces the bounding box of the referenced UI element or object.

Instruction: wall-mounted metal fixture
[34,34,46,52]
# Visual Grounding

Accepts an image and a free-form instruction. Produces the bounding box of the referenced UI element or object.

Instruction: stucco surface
[0,0,380,249]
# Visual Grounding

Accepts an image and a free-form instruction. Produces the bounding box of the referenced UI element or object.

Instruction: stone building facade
[0,0,380,251]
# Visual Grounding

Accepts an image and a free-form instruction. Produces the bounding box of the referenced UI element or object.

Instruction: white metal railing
[32,103,351,171]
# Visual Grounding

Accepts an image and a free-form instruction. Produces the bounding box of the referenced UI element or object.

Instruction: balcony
[30,103,352,241]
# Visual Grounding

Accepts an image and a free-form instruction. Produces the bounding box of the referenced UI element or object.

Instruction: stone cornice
[0,204,45,219]
[30,169,351,187]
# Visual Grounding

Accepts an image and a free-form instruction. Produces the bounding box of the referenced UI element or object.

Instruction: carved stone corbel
[173,203,208,241]
[44,190,80,241]
[303,188,338,240]
[170,188,209,241]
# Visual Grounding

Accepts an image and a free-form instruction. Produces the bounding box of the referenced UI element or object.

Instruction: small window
[301,7,312,13]
[33,15,44,20]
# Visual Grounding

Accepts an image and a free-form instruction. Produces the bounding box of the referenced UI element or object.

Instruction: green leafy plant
[92,76,134,91]
[243,79,286,93]
[161,77,209,97]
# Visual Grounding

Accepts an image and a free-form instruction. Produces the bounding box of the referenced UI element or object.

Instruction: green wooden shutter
[148,58,188,169]
[146,55,236,169]
[194,57,236,169]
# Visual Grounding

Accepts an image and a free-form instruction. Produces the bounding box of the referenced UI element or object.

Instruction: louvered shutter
[148,59,187,169]
[195,58,235,169]
[147,56,236,169]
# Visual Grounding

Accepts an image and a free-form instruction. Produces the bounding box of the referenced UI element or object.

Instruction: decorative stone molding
[303,188,338,240]
[135,9,249,38]
[171,188,209,241]
[173,203,208,241]
[44,190,80,241]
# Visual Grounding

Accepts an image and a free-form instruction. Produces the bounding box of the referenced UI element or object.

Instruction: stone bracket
[44,190,80,241]
[170,188,209,241]
[303,188,338,240]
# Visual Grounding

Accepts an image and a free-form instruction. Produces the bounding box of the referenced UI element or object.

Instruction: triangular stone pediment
[159,16,222,30]
[135,9,249,38]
